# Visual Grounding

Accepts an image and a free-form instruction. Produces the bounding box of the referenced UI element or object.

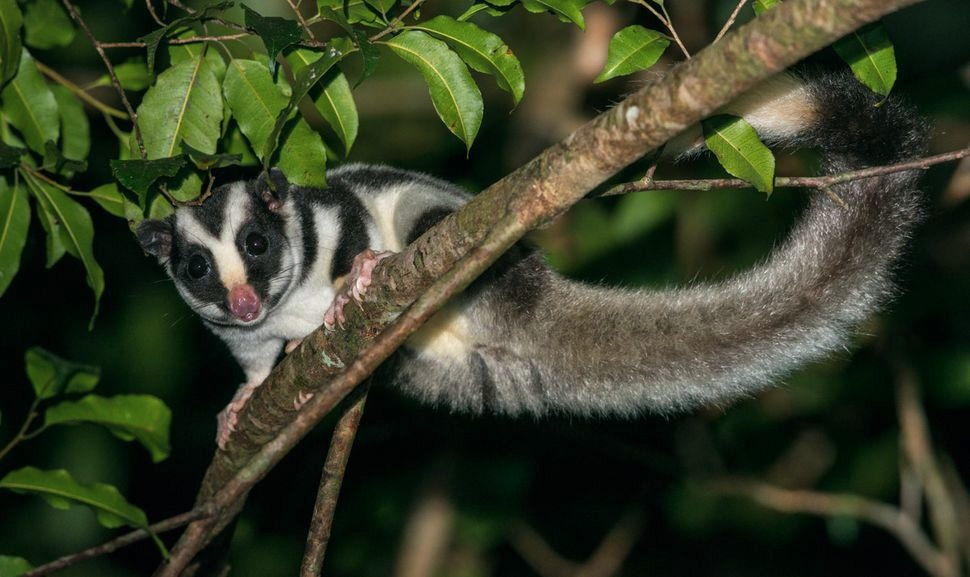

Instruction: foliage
[0,347,171,572]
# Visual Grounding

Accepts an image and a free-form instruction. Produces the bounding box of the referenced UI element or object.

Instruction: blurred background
[0,0,968,575]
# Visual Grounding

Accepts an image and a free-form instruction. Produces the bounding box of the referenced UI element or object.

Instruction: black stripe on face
[191,184,233,238]
[236,187,290,309]
[168,233,228,320]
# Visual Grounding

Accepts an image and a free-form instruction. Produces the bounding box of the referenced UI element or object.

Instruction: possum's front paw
[216,379,261,449]
[324,249,394,329]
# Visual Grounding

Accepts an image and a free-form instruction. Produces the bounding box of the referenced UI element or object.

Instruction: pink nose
[228,284,262,322]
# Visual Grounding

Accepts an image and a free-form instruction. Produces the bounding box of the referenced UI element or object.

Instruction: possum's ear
[136,217,174,259]
[259,168,290,212]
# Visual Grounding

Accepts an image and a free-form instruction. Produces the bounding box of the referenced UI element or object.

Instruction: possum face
[137,177,297,327]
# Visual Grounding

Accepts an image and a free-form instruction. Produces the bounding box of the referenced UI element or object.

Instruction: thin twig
[100,32,251,49]
[598,147,970,196]
[713,480,955,577]
[508,510,642,577]
[629,0,691,59]
[714,0,750,43]
[34,60,128,120]
[22,507,214,577]
[300,384,370,577]
[145,0,166,26]
[287,0,317,41]
[370,0,428,42]
[0,398,40,461]
[60,0,146,159]
[895,356,962,573]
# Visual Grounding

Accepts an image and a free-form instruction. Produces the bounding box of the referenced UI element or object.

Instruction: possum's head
[136,169,299,327]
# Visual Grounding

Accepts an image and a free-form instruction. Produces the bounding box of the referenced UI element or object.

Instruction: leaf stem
[370,0,428,42]
[34,60,128,120]
[630,0,691,59]
[0,397,41,461]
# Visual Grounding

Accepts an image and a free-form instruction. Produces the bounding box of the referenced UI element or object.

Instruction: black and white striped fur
[137,71,924,441]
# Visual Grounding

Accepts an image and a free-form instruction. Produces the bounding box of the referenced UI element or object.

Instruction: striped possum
[136,71,925,447]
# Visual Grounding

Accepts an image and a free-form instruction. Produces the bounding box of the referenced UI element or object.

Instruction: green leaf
[364,0,396,15]
[86,183,128,218]
[354,32,380,84]
[595,25,669,83]
[181,141,241,170]
[287,48,359,154]
[702,114,775,195]
[276,115,329,187]
[138,27,169,75]
[23,174,104,319]
[25,347,100,399]
[261,49,341,170]
[223,122,259,166]
[0,177,29,297]
[42,140,86,175]
[91,58,151,91]
[752,0,780,15]
[110,156,187,207]
[317,0,381,25]
[223,58,288,163]
[521,0,586,29]
[31,187,66,267]
[0,467,149,529]
[0,0,23,87]
[23,0,74,50]
[139,1,233,73]
[45,394,172,462]
[0,555,32,577]
[416,16,524,106]
[223,58,328,186]
[833,22,896,97]
[0,50,59,155]
[0,140,23,168]
[51,85,90,170]
[137,55,222,159]
[384,30,482,151]
[243,4,303,75]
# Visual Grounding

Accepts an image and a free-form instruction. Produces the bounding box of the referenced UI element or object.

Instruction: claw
[323,249,394,330]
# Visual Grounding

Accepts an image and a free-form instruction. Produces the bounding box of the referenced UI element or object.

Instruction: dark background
[1,0,969,575]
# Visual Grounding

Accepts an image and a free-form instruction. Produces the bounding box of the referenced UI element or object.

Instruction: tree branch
[599,147,970,196]
[154,0,930,572]
[22,507,214,577]
[300,384,369,577]
[712,480,955,577]
[895,356,963,573]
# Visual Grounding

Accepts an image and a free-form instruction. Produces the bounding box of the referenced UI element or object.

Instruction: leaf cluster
[0,347,173,575]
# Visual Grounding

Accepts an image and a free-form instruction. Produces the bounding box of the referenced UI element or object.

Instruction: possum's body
[137,71,924,443]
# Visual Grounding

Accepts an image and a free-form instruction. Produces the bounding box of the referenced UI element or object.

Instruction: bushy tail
[395,71,926,417]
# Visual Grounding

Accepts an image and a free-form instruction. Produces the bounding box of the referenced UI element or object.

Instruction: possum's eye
[245,232,268,257]
[187,254,210,280]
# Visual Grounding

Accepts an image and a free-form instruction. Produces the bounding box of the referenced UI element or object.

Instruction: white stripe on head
[217,185,251,289]
[175,182,250,292]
